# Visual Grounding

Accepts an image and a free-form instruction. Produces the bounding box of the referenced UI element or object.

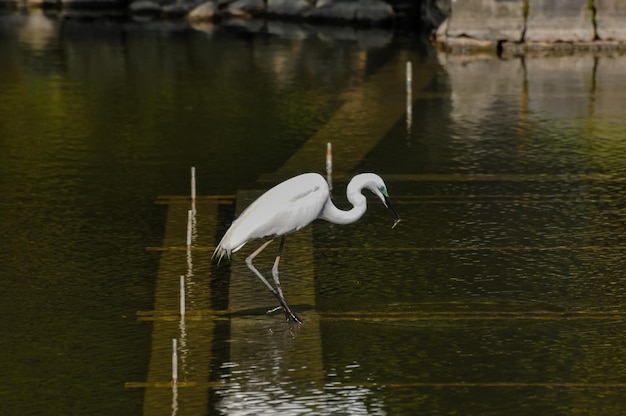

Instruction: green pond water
[2,11,626,415]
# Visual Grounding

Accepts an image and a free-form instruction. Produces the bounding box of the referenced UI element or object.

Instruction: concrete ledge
[445,0,524,42]
[596,0,626,41]
[525,0,595,42]
[502,40,626,56]
[437,0,626,54]
[439,36,499,54]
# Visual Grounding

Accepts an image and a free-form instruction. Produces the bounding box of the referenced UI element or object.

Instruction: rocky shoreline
[181,0,397,26]
[3,0,625,54]
[4,0,437,28]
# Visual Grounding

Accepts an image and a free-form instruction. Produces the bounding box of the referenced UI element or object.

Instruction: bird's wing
[215,174,329,258]
[241,182,327,237]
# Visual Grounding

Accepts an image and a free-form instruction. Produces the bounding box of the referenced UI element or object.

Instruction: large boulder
[305,0,394,23]
[61,0,118,6]
[420,0,450,29]
[163,0,204,17]
[223,0,265,17]
[187,1,217,21]
[129,0,162,14]
[355,0,394,23]
[267,0,312,17]
[306,0,358,21]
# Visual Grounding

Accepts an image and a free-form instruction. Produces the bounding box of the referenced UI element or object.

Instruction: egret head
[378,185,401,229]
[363,175,401,229]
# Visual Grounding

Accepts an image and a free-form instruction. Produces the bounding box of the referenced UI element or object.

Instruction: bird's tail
[212,223,247,265]
[212,244,229,265]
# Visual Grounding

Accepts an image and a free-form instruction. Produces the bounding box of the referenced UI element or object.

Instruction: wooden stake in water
[172,338,178,383]
[406,61,412,93]
[191,167,196,200]
[180,275,185,317]
[186,210,193,248]
[326,142,333,191]
[190,166,196,215]
[406,61,413,137]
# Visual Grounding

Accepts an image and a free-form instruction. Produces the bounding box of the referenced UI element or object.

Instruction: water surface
[2,11,626,415]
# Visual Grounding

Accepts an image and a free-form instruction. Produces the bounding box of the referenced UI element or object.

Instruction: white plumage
[213,172,400,323]
[214,173,329,260]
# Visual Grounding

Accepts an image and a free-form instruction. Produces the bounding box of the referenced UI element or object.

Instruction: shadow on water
[3,9,626,416]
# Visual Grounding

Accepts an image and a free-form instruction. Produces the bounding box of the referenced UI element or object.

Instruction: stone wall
[437,0,626,54]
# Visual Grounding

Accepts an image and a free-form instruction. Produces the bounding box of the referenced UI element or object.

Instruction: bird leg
[271,236,287,300]
[269,236,302,323]
[245,238,302,323]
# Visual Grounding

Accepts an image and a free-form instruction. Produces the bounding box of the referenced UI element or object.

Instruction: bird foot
[266,305,302,324]
[266,306,283,314]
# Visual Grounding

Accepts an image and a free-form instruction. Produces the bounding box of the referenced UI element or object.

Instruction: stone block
[525,0,595,42]
[446,0,525,42]
[596,0,626,41]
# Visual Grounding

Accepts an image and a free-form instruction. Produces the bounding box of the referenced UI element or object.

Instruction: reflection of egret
[213,173,401,323]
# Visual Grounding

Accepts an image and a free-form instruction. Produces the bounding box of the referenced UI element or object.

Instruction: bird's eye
[378,186,388,195]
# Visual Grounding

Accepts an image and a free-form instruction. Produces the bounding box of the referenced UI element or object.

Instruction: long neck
[320,183,367,225]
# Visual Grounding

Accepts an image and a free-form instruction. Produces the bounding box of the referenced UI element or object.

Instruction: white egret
[213,172,401,323]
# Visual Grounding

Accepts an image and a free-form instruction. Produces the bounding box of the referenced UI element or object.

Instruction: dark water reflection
[2,10,626,416]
